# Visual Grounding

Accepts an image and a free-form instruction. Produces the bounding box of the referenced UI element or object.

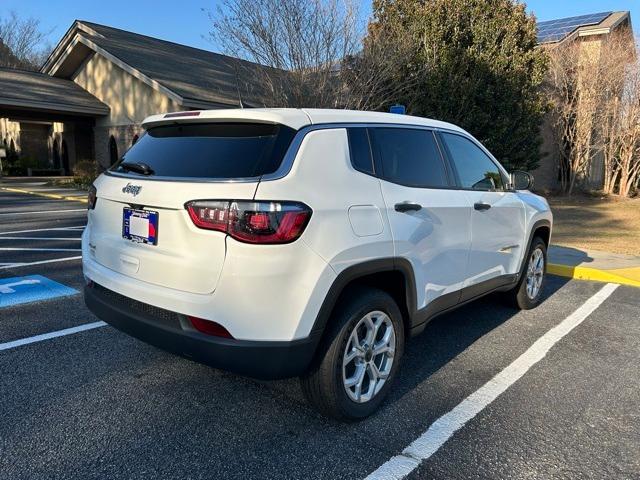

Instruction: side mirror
[510,170,533,191]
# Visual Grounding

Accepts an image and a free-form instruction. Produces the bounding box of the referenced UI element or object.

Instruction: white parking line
[0,226,85,235]
[365,283,619,480]
[0,237,82,241]
[0,321,107,352]
[0,256,82,270]
[0,209,86,216]
[0,248,82,252]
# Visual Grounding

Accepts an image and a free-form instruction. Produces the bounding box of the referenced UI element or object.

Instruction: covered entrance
[0,68,109,176]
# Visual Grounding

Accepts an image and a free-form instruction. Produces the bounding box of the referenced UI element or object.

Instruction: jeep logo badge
[122,183,142,196]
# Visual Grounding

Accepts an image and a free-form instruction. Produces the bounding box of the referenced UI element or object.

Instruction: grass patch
[548,194,640,256]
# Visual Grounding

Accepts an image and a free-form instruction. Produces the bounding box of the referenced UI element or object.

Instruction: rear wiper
[120,162,155,176]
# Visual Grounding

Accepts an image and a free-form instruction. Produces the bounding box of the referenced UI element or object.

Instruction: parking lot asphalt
[1,189,639,480]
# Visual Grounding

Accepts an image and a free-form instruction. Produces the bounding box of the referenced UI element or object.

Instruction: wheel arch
[533,224,551,248]
[310,258,417,341]
[517,218,552,276]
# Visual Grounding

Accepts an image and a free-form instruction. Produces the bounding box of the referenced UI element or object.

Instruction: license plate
[122,208,159,245]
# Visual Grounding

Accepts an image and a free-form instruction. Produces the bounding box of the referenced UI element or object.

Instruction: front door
[438,132,526,298]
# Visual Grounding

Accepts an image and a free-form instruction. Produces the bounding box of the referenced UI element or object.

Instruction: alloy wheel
[342,310,396,403]
[526,247,545,300]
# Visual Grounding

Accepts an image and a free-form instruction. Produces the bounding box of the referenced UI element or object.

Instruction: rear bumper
[84,283,320,380]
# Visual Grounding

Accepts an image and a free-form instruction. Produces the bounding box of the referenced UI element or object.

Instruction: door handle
[474,202,491,211]
[394,202,422,212]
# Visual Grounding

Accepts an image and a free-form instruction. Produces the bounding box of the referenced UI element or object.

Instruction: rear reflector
[164,111,201,118]
[185,200,312,244]
[188,316,234,338]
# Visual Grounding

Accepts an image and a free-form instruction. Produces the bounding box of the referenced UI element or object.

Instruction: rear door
[438,131,526,297]
[87,122,295,295]
[370,126,472,312]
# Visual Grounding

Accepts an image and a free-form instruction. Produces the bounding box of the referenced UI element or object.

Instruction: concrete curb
[0,186,88,204]
[548,263,640,288]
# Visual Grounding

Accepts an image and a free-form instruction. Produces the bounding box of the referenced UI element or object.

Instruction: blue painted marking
[0,275,78,308]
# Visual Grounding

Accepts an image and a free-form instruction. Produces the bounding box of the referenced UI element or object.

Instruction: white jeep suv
[83,108,552,420]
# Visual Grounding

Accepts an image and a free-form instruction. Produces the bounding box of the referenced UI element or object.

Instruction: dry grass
[548,194,640,256]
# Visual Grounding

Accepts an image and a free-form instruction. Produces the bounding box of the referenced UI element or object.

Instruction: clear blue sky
[1,0,637,54]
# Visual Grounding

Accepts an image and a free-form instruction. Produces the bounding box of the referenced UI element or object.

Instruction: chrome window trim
[104,170,263,183]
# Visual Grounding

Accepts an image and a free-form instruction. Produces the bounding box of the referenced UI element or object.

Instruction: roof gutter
[0,96,110,116]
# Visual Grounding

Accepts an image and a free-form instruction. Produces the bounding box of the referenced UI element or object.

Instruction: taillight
[188,316,234,339]
[185,200,311,244]
[186,200,229,232]
[87,185,97,210]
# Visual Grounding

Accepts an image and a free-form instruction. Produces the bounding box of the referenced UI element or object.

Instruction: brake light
[164,111,201,118]
[188,316,234,338]
[88,185,97,210]
[185,200,312,244]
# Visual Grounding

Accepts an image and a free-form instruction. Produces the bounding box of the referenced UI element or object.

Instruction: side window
[441,133,504,191]
[370,128,449,188]
[347,128,374,175]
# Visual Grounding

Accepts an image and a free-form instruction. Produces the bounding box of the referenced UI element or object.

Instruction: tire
[504,237,547,310]
[300,286,405,421]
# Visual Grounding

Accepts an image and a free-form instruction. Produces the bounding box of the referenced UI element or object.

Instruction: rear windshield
[111,123,296,179]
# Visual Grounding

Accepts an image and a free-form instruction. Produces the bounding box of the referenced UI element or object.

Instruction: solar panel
[536,11,612,43]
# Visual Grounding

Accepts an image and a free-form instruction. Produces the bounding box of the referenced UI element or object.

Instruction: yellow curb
[548,263,640,288]
[1,186,88,204]
[608,267,640,283]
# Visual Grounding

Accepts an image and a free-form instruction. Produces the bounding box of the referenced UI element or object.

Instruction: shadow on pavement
[387,274,571,404]
[548,244,594,266]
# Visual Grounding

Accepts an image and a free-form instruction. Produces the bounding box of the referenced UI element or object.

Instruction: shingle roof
[0,67,109,115]
[77,21,274,108]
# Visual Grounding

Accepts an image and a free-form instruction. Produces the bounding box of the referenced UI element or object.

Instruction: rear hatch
[88,122,296,294]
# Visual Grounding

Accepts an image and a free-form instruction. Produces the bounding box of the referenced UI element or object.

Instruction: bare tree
[0,11,51,70]
[546,29,640,197]
[338,22,418,111]
[206,0,413,109]
[598,34,628,194]
[598,33,640,197]
[546,41,593,194]
[612,69,640,197]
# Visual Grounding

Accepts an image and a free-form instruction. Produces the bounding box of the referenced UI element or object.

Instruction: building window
[109,135,119,165]
[131,134,139,146]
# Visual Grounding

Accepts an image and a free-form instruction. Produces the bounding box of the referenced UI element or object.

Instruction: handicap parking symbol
[0,275,78,308]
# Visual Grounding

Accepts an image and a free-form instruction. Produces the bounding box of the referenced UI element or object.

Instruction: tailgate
[86,120,297,294]
[88,175,258,294]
